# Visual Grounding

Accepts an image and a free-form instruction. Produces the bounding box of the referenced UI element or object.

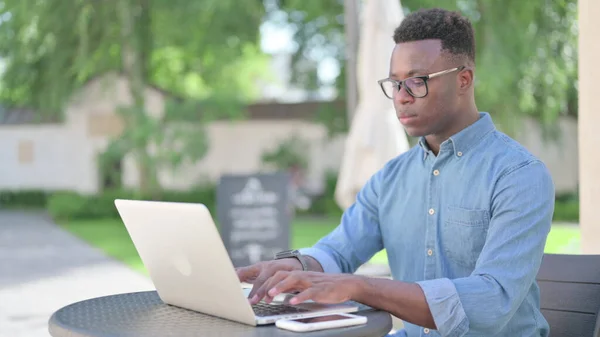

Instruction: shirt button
[428,208,435,215]
[433,169,440,176]
[457,151,463,157]
[427,249,433,256]
[424,328,430,334]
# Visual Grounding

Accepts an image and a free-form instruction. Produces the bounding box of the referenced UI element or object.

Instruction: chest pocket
[441,206,490,268]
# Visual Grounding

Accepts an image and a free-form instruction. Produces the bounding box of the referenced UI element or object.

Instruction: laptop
[114,199,359,326]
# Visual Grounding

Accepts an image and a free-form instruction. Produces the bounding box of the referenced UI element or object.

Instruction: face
[387,39,466,138]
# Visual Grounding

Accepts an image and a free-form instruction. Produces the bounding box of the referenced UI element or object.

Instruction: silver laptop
[114,199,359,325]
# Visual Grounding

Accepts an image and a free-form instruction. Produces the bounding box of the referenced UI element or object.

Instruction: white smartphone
[275,313,368,332]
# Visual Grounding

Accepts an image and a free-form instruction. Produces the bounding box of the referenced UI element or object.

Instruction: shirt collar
[418,138,432,160]
[418,112,496,158]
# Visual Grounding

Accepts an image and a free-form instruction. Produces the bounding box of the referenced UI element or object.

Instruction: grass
[59,218,580,275]
[543,223,581,254]
[59,217,345,274]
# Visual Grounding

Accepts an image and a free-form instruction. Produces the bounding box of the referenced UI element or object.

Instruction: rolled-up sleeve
[299,170,384,275]
[417,160,554,336]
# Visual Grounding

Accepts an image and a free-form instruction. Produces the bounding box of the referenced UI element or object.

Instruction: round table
[48,291,393,337]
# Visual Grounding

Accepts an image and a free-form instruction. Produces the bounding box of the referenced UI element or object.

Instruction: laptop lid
[114,199,258,325]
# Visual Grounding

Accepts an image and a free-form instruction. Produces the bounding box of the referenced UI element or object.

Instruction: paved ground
[0,211,154,337]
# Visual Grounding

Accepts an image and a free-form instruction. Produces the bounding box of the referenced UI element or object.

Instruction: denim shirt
[299,112,555,337]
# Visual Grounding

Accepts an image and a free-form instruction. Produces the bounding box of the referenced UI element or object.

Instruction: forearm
[352,276,436,329]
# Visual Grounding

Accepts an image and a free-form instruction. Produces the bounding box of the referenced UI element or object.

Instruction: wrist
[282,258,303,271]
[303,255,324,272]
[274,249,309,271]
[348,275,369,302]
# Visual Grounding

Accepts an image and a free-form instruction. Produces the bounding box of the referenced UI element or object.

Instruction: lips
[398,114,416,119]
[398,114,417,125]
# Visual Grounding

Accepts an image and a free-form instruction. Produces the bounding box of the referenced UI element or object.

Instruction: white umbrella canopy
[334,0,410,210]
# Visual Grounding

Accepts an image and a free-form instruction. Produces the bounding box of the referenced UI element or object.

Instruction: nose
[393,85,415,105]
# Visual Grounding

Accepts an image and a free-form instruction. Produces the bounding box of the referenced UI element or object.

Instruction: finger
[289,287,319,305]
[265,271,312,304]
[253,271,291,304]
[252,272,287,304]
[236,265,260,283]
[267,273,308,299]
[247,272,271,301]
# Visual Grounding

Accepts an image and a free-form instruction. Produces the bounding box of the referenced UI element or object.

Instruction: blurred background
[0,0,595,336]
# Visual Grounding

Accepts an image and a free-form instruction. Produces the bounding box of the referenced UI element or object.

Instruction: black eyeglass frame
[377,65,466,99]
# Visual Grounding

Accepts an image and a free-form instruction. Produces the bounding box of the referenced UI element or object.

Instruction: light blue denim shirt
[299,112,555,337]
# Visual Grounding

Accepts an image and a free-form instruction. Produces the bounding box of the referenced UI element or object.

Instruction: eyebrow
[389,68,428,79]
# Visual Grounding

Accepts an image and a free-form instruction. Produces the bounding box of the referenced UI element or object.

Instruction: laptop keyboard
[252,302,311,317]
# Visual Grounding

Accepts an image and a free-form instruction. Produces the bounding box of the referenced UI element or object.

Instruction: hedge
[0,186,580,223]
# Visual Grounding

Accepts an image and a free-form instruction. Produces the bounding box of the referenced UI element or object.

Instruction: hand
[249,270,364,306]
[236,259,303,302]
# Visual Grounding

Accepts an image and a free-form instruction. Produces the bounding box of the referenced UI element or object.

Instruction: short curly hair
[393,8,475,65]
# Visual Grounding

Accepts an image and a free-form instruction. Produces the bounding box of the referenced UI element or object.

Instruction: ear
[457,67,474,94]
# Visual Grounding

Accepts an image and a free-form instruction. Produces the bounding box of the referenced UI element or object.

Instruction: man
[237,8,554,337]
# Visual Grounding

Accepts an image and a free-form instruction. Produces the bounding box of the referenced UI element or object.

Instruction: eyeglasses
[377,66,466,99]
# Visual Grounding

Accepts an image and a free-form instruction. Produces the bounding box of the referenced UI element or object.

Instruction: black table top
[48,290,393,337]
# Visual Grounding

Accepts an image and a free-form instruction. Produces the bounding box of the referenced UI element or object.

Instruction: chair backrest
[536,253,600,337]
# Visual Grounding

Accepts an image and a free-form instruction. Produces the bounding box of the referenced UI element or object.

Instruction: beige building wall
[0,124,89,191]
[0,115,580,198]
[0,73,167,194]
[66,73,167,194]
[516,117,579,195]
[146,117,579,195]
[578,0,600,254]
[123,120,346,194]
[0,71,585,210]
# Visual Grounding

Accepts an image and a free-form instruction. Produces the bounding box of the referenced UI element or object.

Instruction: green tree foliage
[0,0,578,194]
[0,0,269,111]
[272,0,578,136]
[0,0,270,195]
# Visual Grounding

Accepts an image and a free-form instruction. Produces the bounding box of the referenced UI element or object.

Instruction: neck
[425,104,479,155]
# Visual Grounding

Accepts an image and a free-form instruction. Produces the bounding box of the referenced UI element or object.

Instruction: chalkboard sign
[217,172,291,268]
